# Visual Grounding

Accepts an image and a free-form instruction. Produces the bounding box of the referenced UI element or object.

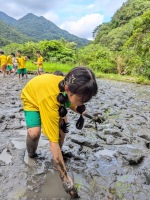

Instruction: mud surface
[0,74,150,200]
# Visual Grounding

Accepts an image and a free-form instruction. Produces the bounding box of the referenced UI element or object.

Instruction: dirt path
[0,74,150,200]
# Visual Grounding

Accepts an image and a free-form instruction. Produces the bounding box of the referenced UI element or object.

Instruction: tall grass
[27,61,73,73]
[26,61,150,85]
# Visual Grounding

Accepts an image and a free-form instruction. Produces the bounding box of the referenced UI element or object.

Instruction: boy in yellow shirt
[33,51,43,75]
[7,53,13,75]
[16,50,30,80]
[0,50,7,77]
[21,67,98,198]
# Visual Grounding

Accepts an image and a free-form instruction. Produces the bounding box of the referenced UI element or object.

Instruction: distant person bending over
[7,53,13,75]
[33,51,43,75]
[16,50,30,80]
[11,53,18,74]
[53,70,64,76]
[0,51,7,77]
[21,67,98,198]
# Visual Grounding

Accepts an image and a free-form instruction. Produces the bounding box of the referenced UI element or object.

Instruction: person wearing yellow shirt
[0,50,7,77]
[7,53,13,75]
[11,53,18,73]
[21,67,98,198]
[33,51,43,75]
[16,50,30,80]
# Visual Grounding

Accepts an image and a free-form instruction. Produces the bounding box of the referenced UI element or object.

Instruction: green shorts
[24,111,41,128]
[7,65,12,71]
[17,68,27,74]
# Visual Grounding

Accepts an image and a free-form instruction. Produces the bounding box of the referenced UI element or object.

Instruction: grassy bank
[95,71,150,85]
[27,61,150,85]
[27,61,73,73]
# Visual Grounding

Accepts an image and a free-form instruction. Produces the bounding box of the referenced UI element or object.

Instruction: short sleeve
[39,97,60,142]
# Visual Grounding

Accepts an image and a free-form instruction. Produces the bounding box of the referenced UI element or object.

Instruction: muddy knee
[26,127,41,158]
[27,127,41,140]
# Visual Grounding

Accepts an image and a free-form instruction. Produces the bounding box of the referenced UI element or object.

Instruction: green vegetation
[0,20,31,45]
[27,61,73,73]
[0,0,150,84]
[3,39,77,64]
[92,0,150,79]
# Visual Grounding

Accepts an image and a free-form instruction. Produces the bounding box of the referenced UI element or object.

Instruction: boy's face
[16,52,21,56]
[65,85,83,106]
[36,53,40,57]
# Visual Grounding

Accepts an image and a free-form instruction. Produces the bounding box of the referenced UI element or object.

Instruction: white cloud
[60,13,104,40]
[0,0,67,19]
[43,12,59,23]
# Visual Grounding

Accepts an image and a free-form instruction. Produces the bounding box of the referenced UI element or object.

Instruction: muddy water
[0,74,150,200]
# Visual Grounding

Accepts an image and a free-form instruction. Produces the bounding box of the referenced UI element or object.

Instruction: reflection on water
[0,148,12,164]
[11,140,26,149]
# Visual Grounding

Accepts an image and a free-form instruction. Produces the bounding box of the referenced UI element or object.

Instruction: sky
[0,0,127,40]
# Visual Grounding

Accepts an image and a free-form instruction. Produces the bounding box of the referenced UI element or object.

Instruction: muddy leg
[26,127,41,158]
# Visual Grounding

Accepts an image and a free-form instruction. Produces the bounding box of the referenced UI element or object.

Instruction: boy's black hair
[0,51,4,54]
[57,66,98,132]
[26,55,31,59]
[36,51,41,55]
[11,53,15,57]
[65,67,98,103]
[53,71,64,76]
[17,50,22,54]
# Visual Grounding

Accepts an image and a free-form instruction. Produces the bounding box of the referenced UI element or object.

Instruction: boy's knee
[27,127,41,140]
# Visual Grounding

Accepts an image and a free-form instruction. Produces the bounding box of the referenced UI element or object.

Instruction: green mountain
[15,13,88,46]
[78,0,150,78]
[0,11,17,25]
[0,12,88,47]
[94,0,150,51]
[0,20,32,47]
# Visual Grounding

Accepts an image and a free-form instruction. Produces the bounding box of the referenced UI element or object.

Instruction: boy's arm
[16,58,19,63]
[50,142,78,197]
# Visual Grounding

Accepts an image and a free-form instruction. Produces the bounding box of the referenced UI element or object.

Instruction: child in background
[21,67,98,198]
[53,70,64,76]
[7,54,13,75]
[11,53,18,74]
[16,50,30,80]
[33,51,43,75]
[0,50,7,77]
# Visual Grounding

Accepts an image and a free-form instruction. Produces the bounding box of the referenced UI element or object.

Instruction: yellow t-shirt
[16,56,26,69]
[0,55,7,66]
[37,56,43,68]
[21,74,64,142]
[7,56,12,66]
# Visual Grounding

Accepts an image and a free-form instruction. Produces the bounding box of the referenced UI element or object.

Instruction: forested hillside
[0,11,17,25]
[0,12,88,47]
[13,13,88,46]
[0,20,32,46]
[79,0,150,78]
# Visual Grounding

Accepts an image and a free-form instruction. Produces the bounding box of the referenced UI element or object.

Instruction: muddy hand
[63,176,80,198]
